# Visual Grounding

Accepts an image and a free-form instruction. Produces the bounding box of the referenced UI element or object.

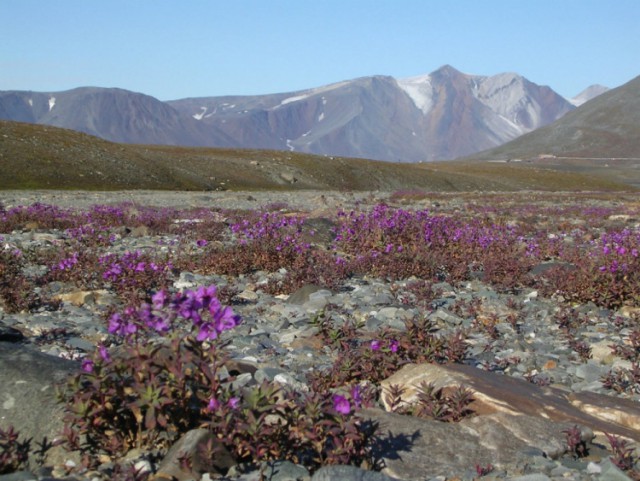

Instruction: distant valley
[0,65,608,162]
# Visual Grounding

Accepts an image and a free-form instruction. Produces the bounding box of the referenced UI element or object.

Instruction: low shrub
[59,286,377,473]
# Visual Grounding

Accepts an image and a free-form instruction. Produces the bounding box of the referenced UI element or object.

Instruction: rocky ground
[1,190,640,481]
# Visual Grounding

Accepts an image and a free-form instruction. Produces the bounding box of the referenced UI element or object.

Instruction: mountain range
[0,65,607,162]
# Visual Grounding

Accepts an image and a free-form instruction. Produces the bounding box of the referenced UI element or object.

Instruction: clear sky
[1,0,638,101]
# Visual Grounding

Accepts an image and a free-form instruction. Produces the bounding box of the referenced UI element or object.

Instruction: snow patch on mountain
[193,107,207,120]
[48,97,56,111]
[397,75,434,114]
[275,81,349,109]
[281,93,310,106]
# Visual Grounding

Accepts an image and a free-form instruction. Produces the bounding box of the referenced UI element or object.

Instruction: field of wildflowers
[2,192,640,478]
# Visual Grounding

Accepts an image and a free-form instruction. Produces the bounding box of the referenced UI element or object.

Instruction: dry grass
[0,120,636,192]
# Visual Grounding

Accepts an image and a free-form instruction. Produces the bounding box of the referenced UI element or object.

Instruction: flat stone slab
[380,363,640,441]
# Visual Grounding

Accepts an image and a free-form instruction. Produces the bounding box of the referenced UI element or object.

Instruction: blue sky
[1,0,638,100]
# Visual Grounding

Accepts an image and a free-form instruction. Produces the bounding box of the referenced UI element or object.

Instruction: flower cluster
[106,285,241,342]
[60,284,374,473]
[99,250,174,302]
[230,210,311,254]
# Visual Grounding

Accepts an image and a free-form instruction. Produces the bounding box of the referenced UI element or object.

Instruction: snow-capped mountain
[0,66,606,161]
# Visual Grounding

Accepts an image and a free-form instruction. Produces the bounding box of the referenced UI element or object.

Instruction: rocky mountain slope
[0,87,235,147]
[0,66,589,162]
[169,65,576,161]
[465,75,640,161]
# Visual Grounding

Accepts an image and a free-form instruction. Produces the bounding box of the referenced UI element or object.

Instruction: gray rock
[300,217,337,247]
[380,362,640,442]
[255,367,287,383]
[359,403,602,481]
[65,337,94,352]
[361,408,495,480]
[0,324,24,343]
[260,460,310,481]
[154,428,236,481]
[0,342,78,467]
[430,308,464,326]
[575,362,607,382]
[508,475,551,481]
[311,465,401,481]
[287,285,328,305]
[597,458,635,481]
[0,472,37,481]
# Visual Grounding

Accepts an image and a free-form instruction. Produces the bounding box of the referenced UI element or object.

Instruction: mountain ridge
[0,65,610,162]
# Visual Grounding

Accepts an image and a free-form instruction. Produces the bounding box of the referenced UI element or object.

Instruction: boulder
[380,363,640,441]
[287,285,329,305]
[152,429,235,481]
[52,289,111,307]
[0,324,24,343]
[0,342,78,467]
[361,407,583,480]
[311,464,400,481]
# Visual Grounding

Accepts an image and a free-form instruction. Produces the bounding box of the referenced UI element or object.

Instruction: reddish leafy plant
[0,425,30,474]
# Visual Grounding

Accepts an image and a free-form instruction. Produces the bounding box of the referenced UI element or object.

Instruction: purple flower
[195,322,218,342]
[196,285,218,308]
[108,313,123,334]
[103,264,122,280]
[141,305,171,333]
[332,394,351,415]
[370,340,381,351]
[351,385,362,409]
[228,397,240,409]
[207,397,221,412]
[196,239,208,247]
[152,290,168,310]
[98,344,111,363]
[176,293,203,324]
[108,313,137,337]
[389,339,399,353]
[213,306,241,332]
[81,358,94,373]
